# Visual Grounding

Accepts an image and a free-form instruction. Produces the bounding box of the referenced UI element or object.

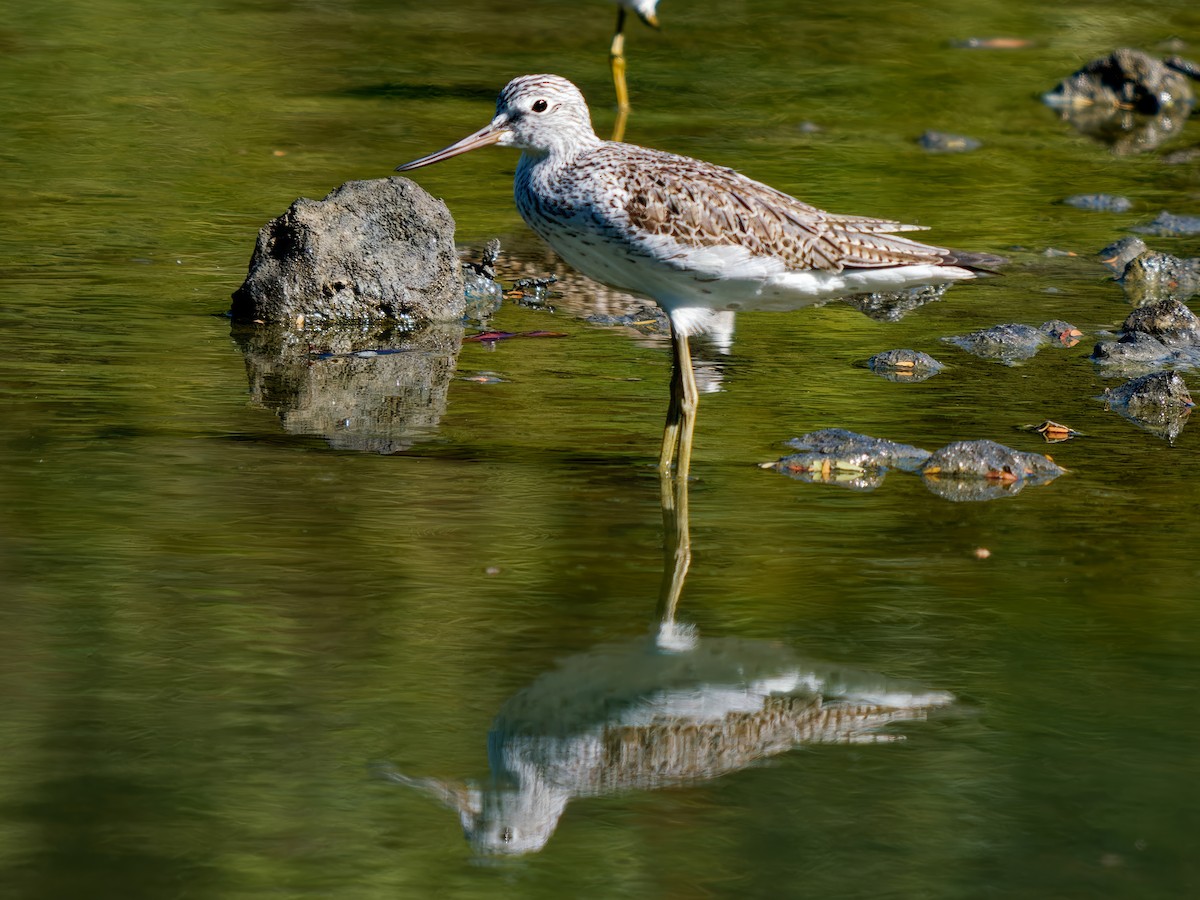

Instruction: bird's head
[397,75,598,171]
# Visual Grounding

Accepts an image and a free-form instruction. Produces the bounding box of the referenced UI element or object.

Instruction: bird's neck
[523,128,603,167]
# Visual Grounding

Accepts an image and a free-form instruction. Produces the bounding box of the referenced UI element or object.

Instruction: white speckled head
[397,75,600,172]
[493,75,600,155]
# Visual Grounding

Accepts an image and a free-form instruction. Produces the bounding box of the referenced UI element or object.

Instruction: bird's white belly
[533,220,975,316]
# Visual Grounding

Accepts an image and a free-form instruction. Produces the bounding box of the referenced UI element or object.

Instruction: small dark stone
[231,177,464,326]
[917,131,982,153]
[464,238,502,280]
[1062,193,1133,212]
[585,304,670,334]
[1091,331,1177,372]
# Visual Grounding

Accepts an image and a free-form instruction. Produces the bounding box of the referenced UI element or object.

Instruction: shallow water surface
[2,0,1200,897]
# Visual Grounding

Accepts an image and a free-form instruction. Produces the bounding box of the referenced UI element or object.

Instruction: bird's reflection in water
[381,476,954,855]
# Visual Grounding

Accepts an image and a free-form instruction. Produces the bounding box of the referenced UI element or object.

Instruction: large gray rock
[231,177,464,325]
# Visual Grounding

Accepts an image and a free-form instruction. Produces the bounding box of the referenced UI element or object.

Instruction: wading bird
[397,75,994,479]
[609,0,660,140]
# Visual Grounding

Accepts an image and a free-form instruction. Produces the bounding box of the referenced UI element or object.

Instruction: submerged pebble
[943,321,1080,365]
[1131,211,1200,237]
[1061,194,1133,212]
[585,304,670,334]
[918,131,981,153]
[866,349,944,382]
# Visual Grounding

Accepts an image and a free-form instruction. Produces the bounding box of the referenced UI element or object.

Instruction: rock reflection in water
[232,321,461,453]
[380,479,954,855]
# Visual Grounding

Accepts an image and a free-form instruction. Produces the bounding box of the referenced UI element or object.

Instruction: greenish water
[3,0,1200,897]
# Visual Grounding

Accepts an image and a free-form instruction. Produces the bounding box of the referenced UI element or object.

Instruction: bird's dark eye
[531,99,548,113]
[501,827,514,843]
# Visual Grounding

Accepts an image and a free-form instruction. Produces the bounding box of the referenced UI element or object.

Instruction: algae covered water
[2,1,1200,896]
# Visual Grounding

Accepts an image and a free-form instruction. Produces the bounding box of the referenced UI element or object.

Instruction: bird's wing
[580,145,952,273]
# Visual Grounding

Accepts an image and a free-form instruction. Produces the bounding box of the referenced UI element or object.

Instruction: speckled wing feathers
[569,143,951,274]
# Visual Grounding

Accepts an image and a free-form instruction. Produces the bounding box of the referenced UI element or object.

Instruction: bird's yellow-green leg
[660,324,698,480]
[674,328,699,482]
[610,8,630,141]
[659,354,682,473]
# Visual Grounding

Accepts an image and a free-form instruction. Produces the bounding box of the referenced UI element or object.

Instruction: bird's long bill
[395,121,508,172]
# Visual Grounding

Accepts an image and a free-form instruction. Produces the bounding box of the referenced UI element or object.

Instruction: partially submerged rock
[768,430,929,491]
[766,430,1063,500]
[918,131,981,153]
[1043,48,1194,113]
[942,321,1081,365]
[231,177,465,326]
[1091,299,1200,374]
[1042,49,1195,153]
[1061,193,1132,212]
[1101,371,1194,441]
[585,304,670,333]
[1117,250,1200,304]
[920,440,1064,501]
[1091,330,1187,374]
[1123,297,1200,342]
[1098,236,1148,274]
[866,349,944,382]
[1131,211,1200,237]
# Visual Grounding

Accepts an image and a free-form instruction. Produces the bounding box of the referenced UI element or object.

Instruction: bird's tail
[944,249,1009,276]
